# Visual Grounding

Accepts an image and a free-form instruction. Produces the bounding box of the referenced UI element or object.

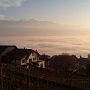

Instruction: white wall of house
[27,52,39,63]
[38,61,45,68]
[20,56,28,65]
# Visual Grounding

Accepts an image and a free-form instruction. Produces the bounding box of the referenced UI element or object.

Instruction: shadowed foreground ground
[0,63,89,90]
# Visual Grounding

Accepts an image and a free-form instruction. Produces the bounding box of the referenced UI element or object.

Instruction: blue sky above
[0,0,90,25]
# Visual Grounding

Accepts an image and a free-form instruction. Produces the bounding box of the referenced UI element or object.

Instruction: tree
[49,55,79,74]
[86,61,90,76]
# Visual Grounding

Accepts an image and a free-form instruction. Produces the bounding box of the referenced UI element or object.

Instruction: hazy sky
[0,0,90,36]
[0,0,90,56]
[0,0,90,25]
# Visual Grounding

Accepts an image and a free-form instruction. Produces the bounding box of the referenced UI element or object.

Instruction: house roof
[79,57,90,65]
[6,48,39,61]
[6,49,32,60]
[0,45,17,55]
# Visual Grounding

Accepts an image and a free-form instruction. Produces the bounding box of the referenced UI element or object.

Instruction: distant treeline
[41,54,90,76]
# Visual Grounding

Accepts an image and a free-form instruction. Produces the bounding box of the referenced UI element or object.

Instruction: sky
[0,0,90,25]
[0,0,90,36]
[0,0,90,56]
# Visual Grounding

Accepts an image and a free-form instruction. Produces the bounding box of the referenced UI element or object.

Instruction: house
[35,60,45,68]
[0,45,17,55]
[0,45,17,62]
[78,56,90,74]
[3,48,45,68]
[40,54,50,68]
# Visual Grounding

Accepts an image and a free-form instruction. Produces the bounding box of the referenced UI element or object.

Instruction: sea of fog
[0,35,90,57]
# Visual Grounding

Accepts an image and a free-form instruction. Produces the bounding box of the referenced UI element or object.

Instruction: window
[29,59,32,62]
[33,58,36,61]
[22,60,25,63]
